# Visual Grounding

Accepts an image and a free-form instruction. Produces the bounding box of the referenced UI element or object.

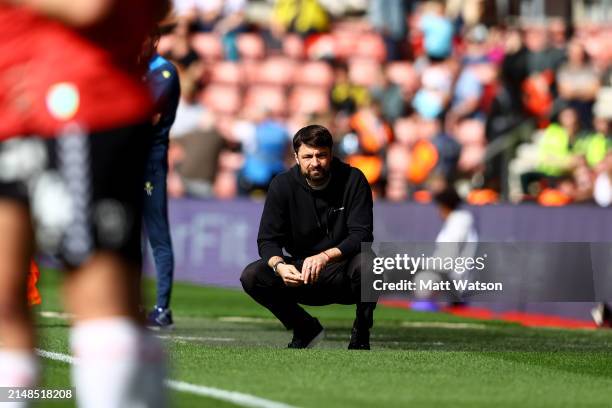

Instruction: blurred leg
[0,200,39,394]
[57,126,165,408]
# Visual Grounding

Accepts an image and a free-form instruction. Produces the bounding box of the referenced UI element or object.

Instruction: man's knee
[240,259,269,293]
[347,251,375,279]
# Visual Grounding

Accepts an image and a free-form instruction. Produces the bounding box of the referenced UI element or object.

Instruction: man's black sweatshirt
[257,157,373,262]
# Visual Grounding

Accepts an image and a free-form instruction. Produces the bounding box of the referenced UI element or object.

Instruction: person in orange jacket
[27,261,41,307]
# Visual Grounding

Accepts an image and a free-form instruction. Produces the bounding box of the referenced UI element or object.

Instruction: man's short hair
[434,187,462,211]
[293,125,333,153]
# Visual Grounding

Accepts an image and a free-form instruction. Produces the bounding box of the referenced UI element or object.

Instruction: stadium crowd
[159,0,612,206]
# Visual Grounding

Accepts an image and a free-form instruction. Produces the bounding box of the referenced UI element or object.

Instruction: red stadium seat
[201,84,242,115]
[348,58,381,87]
[458,145,486,172]
[386,62,419,93]
[393,116,418,146]
[289,86,330,115]
[192,33,224,61]
[295,61,334,88]
[256,57,296,86]
[332,31,357,60]
[237,33,266,60]
[355,33,386,62]
[210,61,244,85]
[244,85,287,116]
[241,60,261,84]
[456,119,486,146]
[306,34,336,60]
[283,34,304,59]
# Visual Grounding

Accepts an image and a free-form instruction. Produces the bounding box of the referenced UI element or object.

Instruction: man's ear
[294,153,299,164]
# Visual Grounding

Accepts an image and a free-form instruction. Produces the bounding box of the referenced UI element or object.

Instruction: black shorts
[0,124,150,267]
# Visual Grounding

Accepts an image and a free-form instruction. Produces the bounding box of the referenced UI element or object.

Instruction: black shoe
[146,306,174,330]
[288,318,325,349]
[348,324,370,350]
[591,303,612,328]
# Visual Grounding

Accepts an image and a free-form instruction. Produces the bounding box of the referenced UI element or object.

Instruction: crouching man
[240,125,376,349]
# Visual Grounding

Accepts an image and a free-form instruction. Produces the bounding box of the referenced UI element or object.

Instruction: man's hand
[276,263,303,287]
[301,253,329,285]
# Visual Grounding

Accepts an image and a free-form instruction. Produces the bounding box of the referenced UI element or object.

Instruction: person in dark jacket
[240,125,377,350]
[144,52,180,329]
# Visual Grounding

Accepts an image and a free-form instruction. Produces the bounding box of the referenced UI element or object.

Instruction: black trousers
[240,252,377,331]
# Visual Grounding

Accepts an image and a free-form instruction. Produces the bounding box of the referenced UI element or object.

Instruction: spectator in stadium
[142,32,181,330]
[557,40,600,128]
[418,0,454,62]
[520,23,560,128]
[0,0,169,406]
[238,109,290,195]
[330,62,370,115]
[169,126,224,199]
[271,0,330,38]
[346,102,393,196]
[368,0,410,61]
[370,69,406,122]
[165,61,224,198]
[240,125,376,350]
[198,0,247,61]
[446,63,484,131]
[521,106,588,196]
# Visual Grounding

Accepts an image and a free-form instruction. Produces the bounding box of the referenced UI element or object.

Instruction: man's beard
[302,166,330,184]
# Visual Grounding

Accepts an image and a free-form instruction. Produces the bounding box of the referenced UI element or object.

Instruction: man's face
[295,144,332,184]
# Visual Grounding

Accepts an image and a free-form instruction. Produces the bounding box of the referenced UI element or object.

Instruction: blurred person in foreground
[141,28,181,329]
[413,186,477,311]
[0,0,170,406]
[240,125,377,350]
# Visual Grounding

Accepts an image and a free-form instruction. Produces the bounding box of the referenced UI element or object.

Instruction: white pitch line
[155,334,235,342]
[400,321,489,330]
[35,349,298,408]
[40,311,74,320]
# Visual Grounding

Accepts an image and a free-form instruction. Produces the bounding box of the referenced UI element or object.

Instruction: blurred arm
[6,0,114,26]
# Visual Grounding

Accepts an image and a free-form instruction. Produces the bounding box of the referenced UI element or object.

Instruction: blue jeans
[143,144,174,309]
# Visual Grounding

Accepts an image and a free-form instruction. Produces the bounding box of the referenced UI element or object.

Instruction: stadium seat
[283,34,304,59]
[386,62,419,93]
[210,61,244,85]
[306,34,336,60]
[241,60,261,84]
[201,84,242,115]
[456,119,486,146]
[386,143,409,173]
[348,58,381,87]
[289,86,330,115]
[213,169,239,199]
[295,61,334,88]
[393,117,418,146]
[244,85,287,116]
[332,30,357,60]
[237,33,266,60]
[191,33,224,61]
[458,145,485,172]
[256,57,296,86]
[355,33,387,62]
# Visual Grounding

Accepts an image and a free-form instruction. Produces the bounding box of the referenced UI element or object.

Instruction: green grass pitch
[33,269,612,407]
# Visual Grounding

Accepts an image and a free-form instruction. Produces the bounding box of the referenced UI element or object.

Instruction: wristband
[321,251,330,261]
[272,260,286,275]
